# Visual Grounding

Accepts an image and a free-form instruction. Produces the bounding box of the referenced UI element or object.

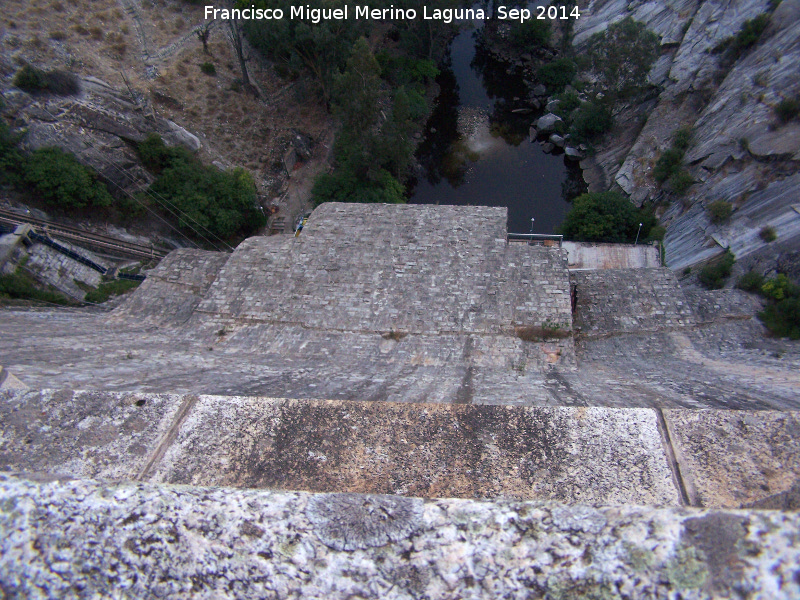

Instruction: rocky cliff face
[574,0,800,272]
[4,75,200,197]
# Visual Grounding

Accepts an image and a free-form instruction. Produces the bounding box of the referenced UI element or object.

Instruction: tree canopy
[138,135,265,239]
[584,17,660,97]
[559,191,656,243]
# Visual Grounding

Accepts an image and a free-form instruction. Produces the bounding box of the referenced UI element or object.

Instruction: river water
[409,20,572,234]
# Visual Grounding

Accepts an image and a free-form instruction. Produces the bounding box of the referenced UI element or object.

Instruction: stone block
[151,396,680,506]
[664,409,800,508]
[1,473,798,599]
[0,389,187,481]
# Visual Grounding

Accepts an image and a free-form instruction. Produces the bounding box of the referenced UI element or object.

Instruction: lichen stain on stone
[681,512,749,595]
[665,545,709,591]
[306,493,423,551]
[546,578,624,600]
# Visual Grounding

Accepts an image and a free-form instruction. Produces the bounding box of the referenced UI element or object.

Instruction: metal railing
[507,233,563,247]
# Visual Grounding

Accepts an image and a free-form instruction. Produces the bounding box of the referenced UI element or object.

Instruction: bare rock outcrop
[573,0,800,271]
[5,77,204,198]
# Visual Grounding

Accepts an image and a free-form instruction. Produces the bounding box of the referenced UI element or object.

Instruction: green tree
[24,147,113,209]
[333,37,383,132]
[138,136,265,239]
[536,57,576,93]
[584,17,659,97]
[243,0,365,102]
[559,191,655,243]
[0,120,23,184]
[509,20,551,50]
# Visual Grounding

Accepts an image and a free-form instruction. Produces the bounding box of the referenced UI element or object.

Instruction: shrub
[200,62,216,75]
[760,274,799,301]
[569,101,613,142]
[759,297,800,339]
[554,91,581,119]
[669,170,695,196]
[647,225,666,242]
[509,20,551,50]
[739,273,800,339]
[584,17,660,97]
[24,147,113,209]
[536,58,577,93]
[713,13,770,58]
[759,225,777,242]
[13,65,47,91]
[137,135,266,239]
[698,250,735,290]
[653,148,684,183]
[672,127,692,151]
[775,98,800,123]
[737,270,764,292]
[13,64,79,95]
[707,200,733,224]
[559,191,656,243]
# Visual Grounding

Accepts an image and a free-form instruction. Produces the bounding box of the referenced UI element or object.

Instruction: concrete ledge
[152,397,679,506]
[1,473,798,599]
[0,389,187,481]
[2,390,799,508]
[664,409,800,508]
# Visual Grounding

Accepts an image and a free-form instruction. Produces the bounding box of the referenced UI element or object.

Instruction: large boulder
[535,113,563,134]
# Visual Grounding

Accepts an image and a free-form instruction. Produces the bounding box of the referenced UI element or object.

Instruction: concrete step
[2,388,798,509]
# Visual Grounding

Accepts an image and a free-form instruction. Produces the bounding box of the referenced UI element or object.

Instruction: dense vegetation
[653,128,694,195]
[698,250,735,289]
[243,0,454,205]
[559,191,657,243]
[137,135,266,239]
[1,121,112,209]
[2,115,264,243]
[738,271,800,339]
[12,64,80,95]
[543,18,660,146]
[24,147,114,209]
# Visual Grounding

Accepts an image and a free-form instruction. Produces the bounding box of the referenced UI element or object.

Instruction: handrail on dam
[507,233,563,248]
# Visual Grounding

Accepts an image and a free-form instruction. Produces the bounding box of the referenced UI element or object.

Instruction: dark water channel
[409,20,572,234]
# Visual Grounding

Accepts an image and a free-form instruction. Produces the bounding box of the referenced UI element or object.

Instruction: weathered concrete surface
[665,409,800,508]
[1,205,798,409]
[0,389,187,481]
[0,389,677,505]
[572,268,694,336]
[194,203,573,335]
[563,241,661,270]
[570,322,800,411]
[3,388,800,509]
[1,473,799,599]
[153,396,679,506]
[107,248,229,326]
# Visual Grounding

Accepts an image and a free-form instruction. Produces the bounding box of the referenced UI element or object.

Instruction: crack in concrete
[656,408,694,507]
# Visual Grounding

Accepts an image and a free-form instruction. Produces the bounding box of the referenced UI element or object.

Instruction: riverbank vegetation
[243,0,456,205]
[559,191,658,243]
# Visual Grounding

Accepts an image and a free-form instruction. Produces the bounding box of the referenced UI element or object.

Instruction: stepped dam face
[1,203,799,598]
